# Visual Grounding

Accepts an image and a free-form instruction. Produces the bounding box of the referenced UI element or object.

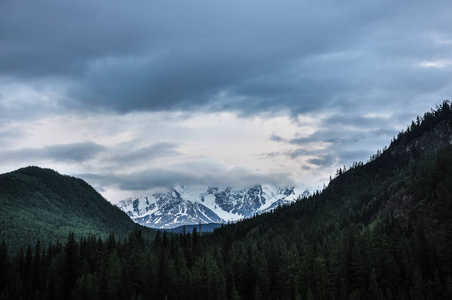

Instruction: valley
[1,102,452,299]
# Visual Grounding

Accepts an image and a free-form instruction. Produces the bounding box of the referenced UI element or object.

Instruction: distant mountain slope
[0,166,154,253]
[117,185,308,229]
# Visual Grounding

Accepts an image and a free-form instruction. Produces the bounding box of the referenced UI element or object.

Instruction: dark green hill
[0,166,154,253]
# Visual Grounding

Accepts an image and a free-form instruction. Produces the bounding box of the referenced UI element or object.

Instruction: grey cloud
[269,134,285,142]
[264,113,400,169]
[110,142,181,164]
[0,126,24,146]
[262,147,333,165]
[1,1,451,117]
[0,1,150,79]
[289,136,313,145]
[324,136,364,144]
[288,114,399,146]
[46,143,106,162]
[307,155,335,167]
[0,142,105,163]
[259,151,281,159]
[259,148,309,160]
[286,148,310,159]
[324,115,389,128]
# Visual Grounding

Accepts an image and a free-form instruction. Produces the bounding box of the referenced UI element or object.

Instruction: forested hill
[0,166,155,253]
[213,101,452,243]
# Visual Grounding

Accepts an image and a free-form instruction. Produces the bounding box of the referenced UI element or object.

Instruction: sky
[1,1,451,203]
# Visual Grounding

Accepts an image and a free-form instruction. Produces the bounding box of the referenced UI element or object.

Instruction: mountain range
[117,185,309,229]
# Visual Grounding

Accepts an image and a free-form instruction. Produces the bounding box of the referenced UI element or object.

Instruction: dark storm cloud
[0,1,150,78]
[2,1,451,116]
[0,142,105,163]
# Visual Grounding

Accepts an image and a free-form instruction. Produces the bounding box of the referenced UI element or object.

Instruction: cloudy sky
[1,1,451,202]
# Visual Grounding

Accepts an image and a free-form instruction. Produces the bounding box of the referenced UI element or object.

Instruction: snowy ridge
[117,185,308,229]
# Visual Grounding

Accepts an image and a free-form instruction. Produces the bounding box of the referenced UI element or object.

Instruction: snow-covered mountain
[117,185,308,229]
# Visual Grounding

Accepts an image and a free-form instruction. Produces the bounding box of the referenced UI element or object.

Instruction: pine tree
[368,268,384,300]
[61,232,79,298]
[71,273,97,300]
[0,240,10,293]
[31,240,43,293]
[306,288,314,300]
[106,251,122,300]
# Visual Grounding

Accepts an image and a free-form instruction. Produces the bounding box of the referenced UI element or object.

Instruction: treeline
[0,229,227,300]
[1,217,451,299]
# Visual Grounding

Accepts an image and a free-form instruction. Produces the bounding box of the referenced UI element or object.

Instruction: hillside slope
[217,102,452,241]
[0,166,154,253]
